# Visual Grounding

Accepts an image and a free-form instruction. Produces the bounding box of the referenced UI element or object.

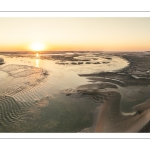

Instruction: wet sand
[0,52,150,132]
[79,52,150,132]
[91,92,150,132]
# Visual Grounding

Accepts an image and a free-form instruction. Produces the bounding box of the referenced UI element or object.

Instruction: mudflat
[0,51,150,132]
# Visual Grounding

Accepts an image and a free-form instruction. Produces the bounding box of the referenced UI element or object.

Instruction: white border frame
[0,11,150,139]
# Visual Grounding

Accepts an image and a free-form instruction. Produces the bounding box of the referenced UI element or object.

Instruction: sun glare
[30,42,45,51]
[36,53,39,58]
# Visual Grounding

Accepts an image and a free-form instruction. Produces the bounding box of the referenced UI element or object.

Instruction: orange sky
[0,17,150,52]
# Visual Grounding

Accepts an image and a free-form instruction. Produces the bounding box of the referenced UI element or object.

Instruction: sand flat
[0,52,150,132]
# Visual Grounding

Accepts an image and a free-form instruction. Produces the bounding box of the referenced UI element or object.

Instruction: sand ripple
[0,64,48,97]
[0,64,49,130]
[0,95,32,130]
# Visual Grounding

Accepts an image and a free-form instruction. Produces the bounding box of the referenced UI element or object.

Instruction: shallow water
[0,52,137,132]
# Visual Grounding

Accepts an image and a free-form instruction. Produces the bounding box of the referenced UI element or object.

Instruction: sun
[30,42,45,51]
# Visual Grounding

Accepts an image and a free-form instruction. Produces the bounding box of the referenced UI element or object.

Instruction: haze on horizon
[0,17,150,52]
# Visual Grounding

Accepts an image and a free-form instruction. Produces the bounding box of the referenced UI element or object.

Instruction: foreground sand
[94,92,150,132]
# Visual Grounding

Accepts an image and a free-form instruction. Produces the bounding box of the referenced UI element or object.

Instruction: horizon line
[0,50,149,53]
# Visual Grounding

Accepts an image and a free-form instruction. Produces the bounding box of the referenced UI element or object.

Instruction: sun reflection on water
[36,59,39,67]
[36,53,39,67]
[36,53,39,58]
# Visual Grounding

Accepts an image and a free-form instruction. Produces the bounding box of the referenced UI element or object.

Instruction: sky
[0,17,150,52]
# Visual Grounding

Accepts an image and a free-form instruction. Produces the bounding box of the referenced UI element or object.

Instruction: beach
[0,51,150,132]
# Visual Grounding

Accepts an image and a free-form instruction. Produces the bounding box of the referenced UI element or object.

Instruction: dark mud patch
[0,57,4,65]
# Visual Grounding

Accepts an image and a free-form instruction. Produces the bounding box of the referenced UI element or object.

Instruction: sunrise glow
[30,42,45,51]
[1,18,150,52]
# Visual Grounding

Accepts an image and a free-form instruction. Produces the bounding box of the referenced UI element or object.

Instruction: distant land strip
[1,11,150,12]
